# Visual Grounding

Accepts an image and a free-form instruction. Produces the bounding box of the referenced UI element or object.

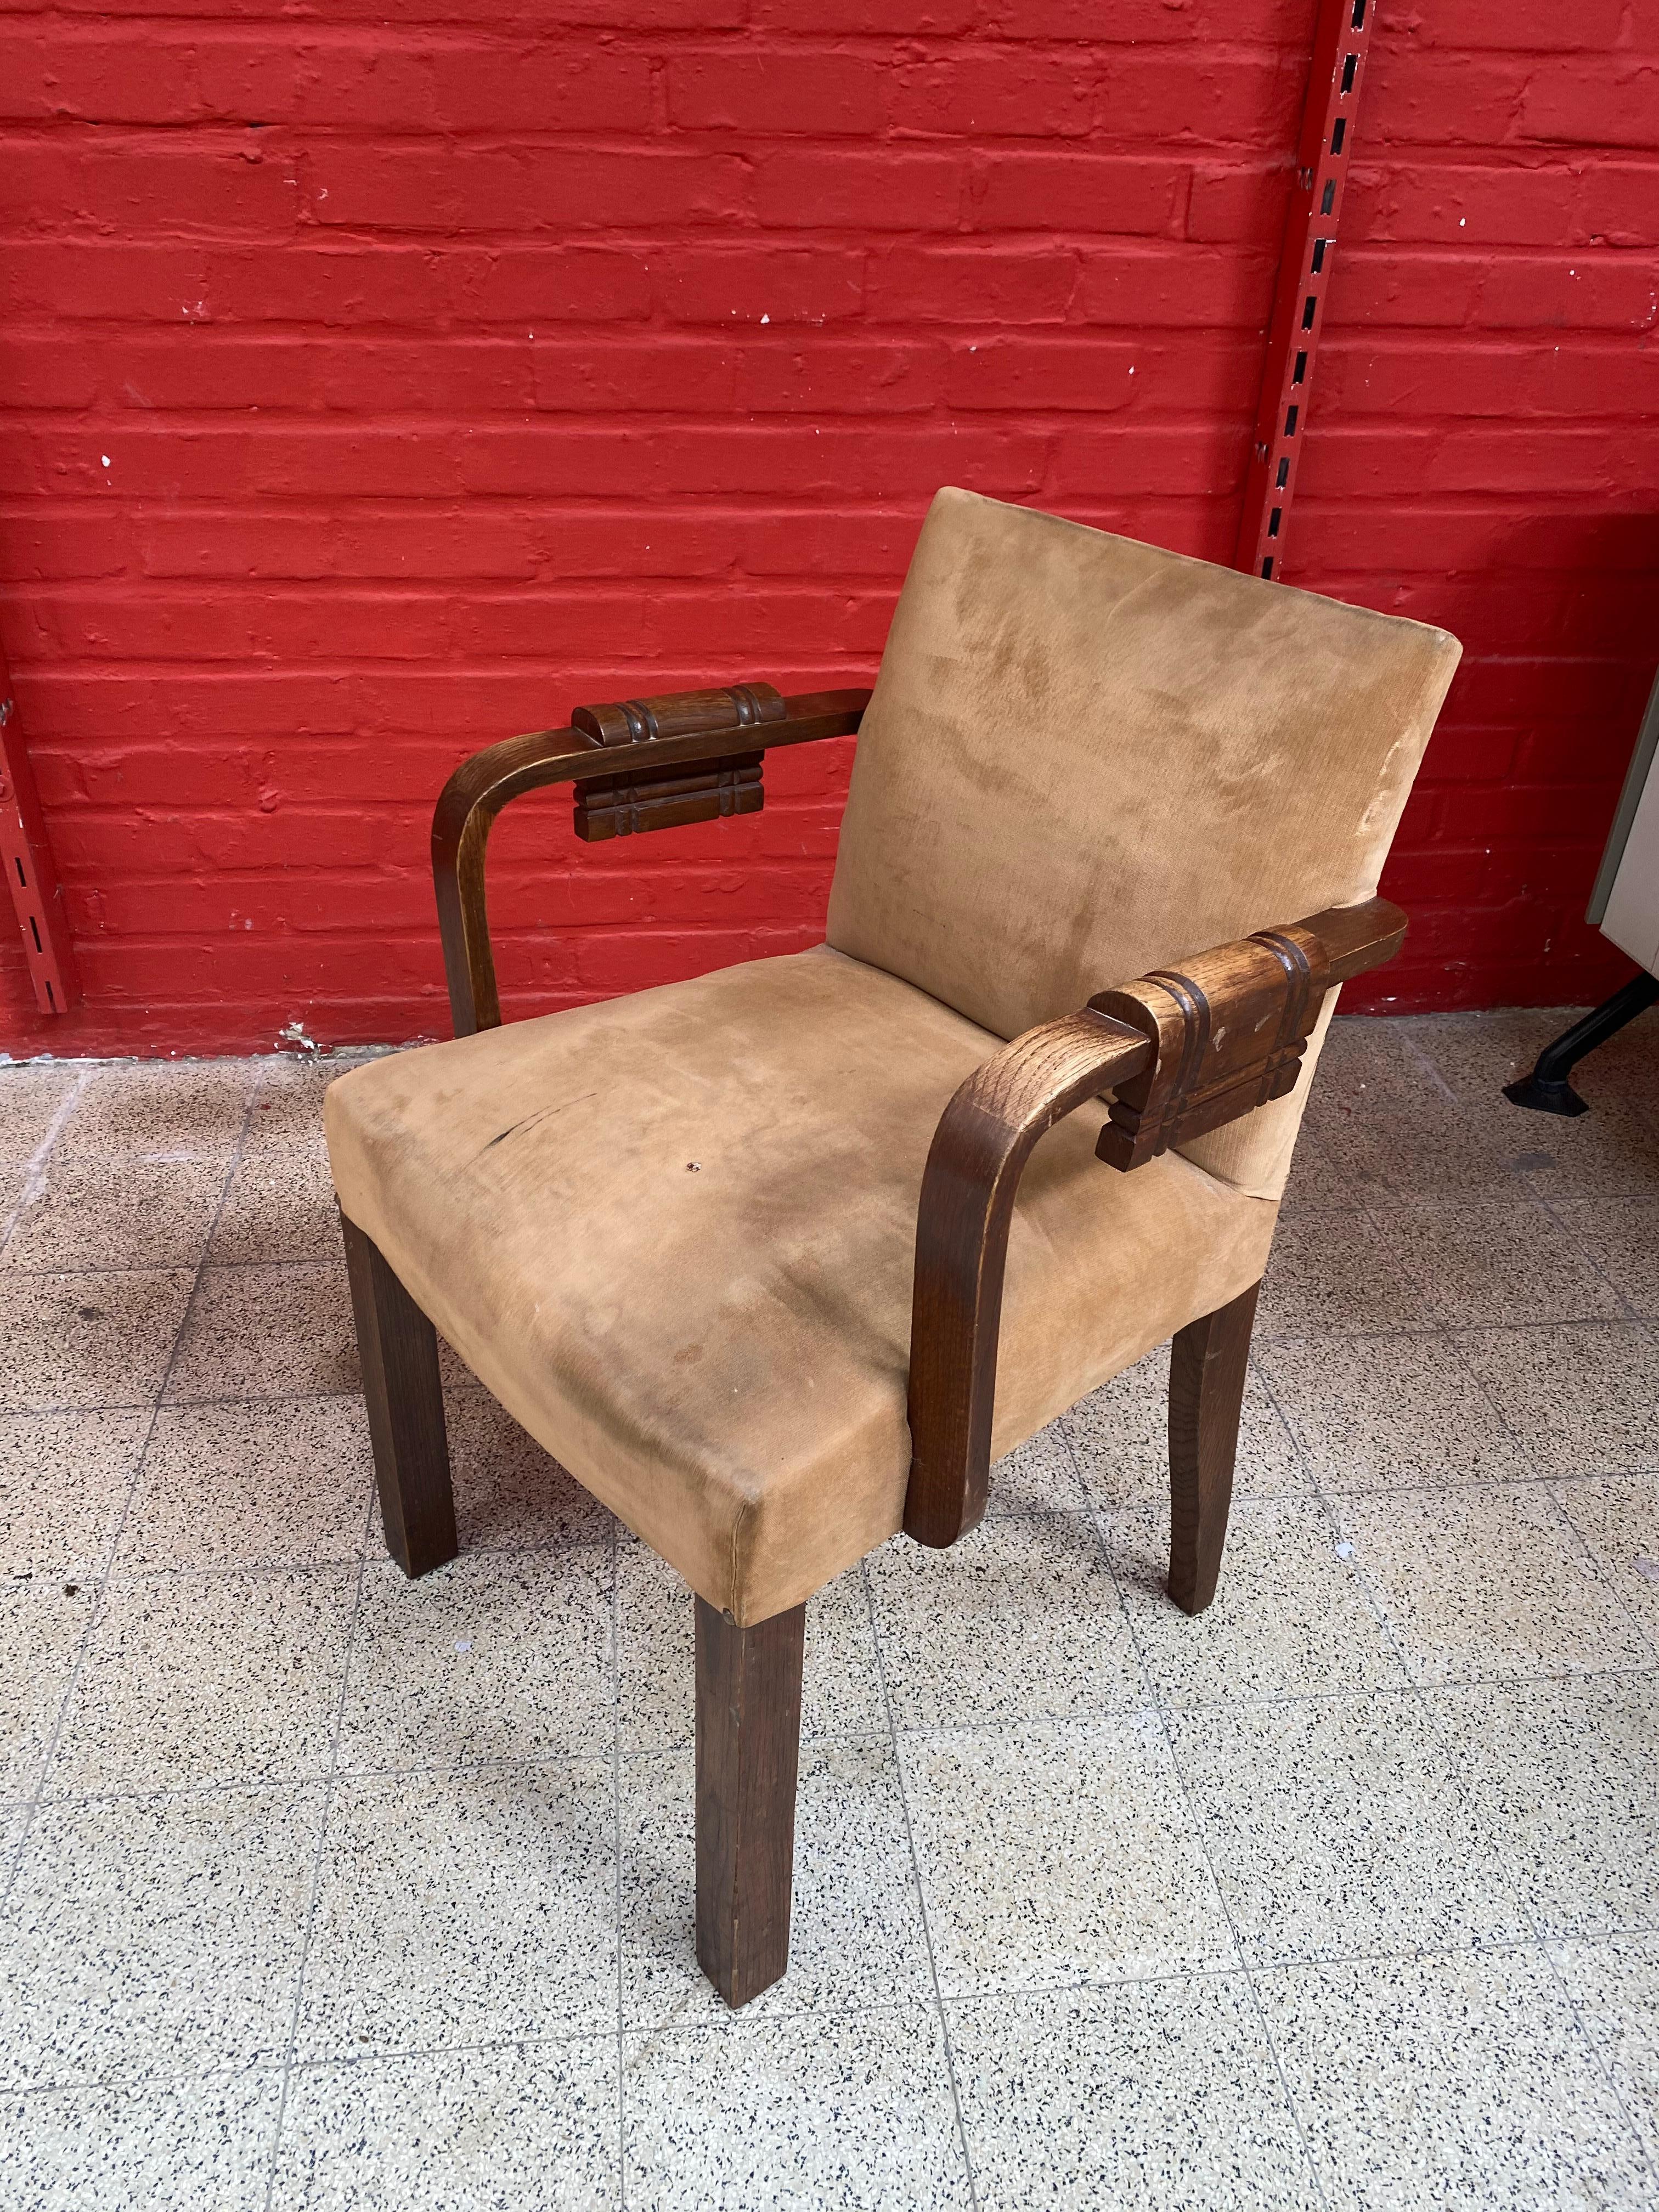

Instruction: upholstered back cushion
[826,487,1460,1195]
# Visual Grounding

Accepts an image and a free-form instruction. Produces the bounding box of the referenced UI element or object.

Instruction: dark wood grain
[431,686,870,1037]
[695,1593,806,2008]
[1093,896,1406,1172]
[904,895,1409,1553]
[1167,1279,1261,1615]
[573,752,764,842]
[904,1009,1153,1549]
[1305,895,1409,983]
[570,682,784,843]
[340,1211,458,1579]
[570,680,787,748]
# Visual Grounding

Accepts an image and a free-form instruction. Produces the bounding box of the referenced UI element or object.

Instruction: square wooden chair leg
[1167,1278,1261,1617]
[695,1594,805,2008]
[340,1211,458,1579]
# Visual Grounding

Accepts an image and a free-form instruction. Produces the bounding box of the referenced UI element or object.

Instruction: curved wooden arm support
[431,686,871,1037]
[903,1010,1152,1548]
[903,894,1407,1549]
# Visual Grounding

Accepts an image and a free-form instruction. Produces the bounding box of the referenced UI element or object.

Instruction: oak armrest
[904,895,1406,1547]
[431,685,871,1037]
[905,1009,1152,1547]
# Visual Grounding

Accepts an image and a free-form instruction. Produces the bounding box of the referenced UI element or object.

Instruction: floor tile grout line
[1068,1420,1337,2211]
[1345,1187,1474,1345]
[27,1922,1647,2104]
[67,1530,617,1584]
[1093,1457,1659,1505]
[14,1313,1659,1426]
[1325,1137,1613,1500]
[930,1929,1575,2004]
[1216,1558,1648,2192]
[1326,1481,1659,1691]
[24,1650,1659,1822]
[1265,1013,1654,2176]
[22,1515,1659,1761]
[1,1388,364,1420]
[1330,1174,1631,1347]
[0,1079,257,1912]
[898,1656,1659,1735]
[261,1510,375,2209]
[1399,1647,1659,2183]
[1534,1932,1659,2183]
[857,1554,982,2212]
[1244,1344,1323,1503]
[1304,1486,1420,1686]
[1287,1179,1659,1220]
[2,1253,340,1281]
[1547,1477,1659,1670]
[612,1525,627,2212]
[1435,1313,1558,1475]
[1393,1021,1474,1115]
[1293,1217,1544,1649]
[0,1065,95,1261]
[1275,1313,1659,1345]
[261,1502,628,2195]
[1539,1478,1659,1671]
[1305,1023,1659,1696]
[30,1743,629,1814]
[1526,1172,1652,1328]
[11,1434,1654,1519]
[1100,1082,1659,2162]
[2,1255,352,1280]
[1429,1282,1659,1587]
[14,1921,1659,2104]
[44,1071,299,2203]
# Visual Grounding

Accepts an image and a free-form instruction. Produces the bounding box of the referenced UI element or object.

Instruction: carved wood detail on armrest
[431,686,870,1038]
[1091,899,1404,1171]
[571,682,787,748]
[569,682,787,843]
[904,895,1408,1550]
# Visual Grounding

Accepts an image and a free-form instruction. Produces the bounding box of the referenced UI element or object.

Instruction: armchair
[325,488,1460,2008]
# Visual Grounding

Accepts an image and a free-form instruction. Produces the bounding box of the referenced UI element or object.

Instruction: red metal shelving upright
[0,646,79,1017]
[1235,0,1377,582]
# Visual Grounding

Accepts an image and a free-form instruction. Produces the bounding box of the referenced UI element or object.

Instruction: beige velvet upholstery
[328,946,1277,1624]
[827,488,1461,1198]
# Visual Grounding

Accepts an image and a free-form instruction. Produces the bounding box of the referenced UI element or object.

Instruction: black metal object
[1503,973,1659,1117]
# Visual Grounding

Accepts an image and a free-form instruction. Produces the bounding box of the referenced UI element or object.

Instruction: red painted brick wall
[0,0,1652,1057]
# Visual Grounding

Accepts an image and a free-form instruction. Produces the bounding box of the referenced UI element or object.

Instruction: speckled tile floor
[1,1007,1657,2209]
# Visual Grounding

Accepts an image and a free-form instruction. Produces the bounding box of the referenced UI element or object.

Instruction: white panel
[1601,747,1659,977]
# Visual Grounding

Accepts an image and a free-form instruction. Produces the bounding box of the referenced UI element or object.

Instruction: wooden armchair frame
[345,677,1409,2011]
[432,683,871,1037]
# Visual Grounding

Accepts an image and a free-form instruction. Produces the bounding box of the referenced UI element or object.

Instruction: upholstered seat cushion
[326,944,1277,1623]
